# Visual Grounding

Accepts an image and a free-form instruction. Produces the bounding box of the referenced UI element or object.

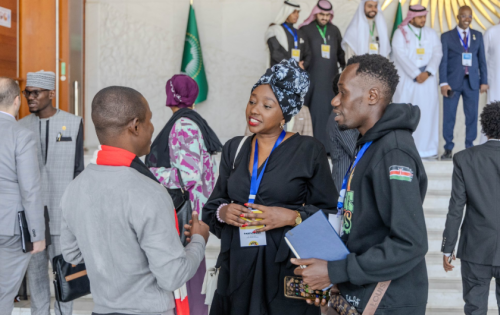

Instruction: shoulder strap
[233,136,249,170]
[363,280,391,315]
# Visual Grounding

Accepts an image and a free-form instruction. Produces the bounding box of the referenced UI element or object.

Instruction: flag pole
[190,0,193,5]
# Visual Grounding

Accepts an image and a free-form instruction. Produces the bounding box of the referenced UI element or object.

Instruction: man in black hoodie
[293,54,428,314]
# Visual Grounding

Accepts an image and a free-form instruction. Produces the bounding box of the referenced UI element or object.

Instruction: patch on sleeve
[389,165,414,182]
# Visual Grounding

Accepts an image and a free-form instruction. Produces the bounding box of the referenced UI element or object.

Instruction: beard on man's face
[365,11,377,18]
[338,124,351,131]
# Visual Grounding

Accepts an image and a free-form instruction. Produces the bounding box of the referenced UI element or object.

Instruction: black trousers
[461,260,500,315]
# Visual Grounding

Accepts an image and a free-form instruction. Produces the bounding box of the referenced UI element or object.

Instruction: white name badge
[321,44,331,59]
[462,53,472,66]
[291,49,301,62]
[240,210,267,247]
[369,43,379,55]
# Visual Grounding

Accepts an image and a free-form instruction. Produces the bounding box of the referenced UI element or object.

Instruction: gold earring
[280,123,284,129]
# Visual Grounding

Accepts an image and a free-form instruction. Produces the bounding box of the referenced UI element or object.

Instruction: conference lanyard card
[321,44,330,59]
[462,53,472,67]
[369,43,379,55]
[240,210,266,247]
[416,48,425,60]
[291,49,301,62]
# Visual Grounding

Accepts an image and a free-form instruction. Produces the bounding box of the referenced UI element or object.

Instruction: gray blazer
[442,140,500,265]
[60,164,205,314]
[0,112,44,242]
[19,110,82,235]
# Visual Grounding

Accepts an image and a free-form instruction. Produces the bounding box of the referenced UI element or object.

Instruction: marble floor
[12,297,94,315]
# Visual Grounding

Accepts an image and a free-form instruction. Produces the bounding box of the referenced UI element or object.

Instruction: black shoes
[441,150,453,160]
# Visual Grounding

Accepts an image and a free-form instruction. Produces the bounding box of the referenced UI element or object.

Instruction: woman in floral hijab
[202,59,338,315]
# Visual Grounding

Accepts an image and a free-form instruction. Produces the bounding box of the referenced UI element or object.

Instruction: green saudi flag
[391,0,403,40]
[181,4,208,104]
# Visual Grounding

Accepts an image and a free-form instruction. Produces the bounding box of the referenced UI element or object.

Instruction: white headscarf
[273,0,301,25]
[341,0,391,57]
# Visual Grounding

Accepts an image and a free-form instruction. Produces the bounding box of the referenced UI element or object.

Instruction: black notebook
[17,208,51,253]
[18,211,33,253]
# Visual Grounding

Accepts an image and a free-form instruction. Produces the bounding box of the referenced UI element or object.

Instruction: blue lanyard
[248,130,286,203]
[457,28,469,51]
[337,141,372,210]
[282,23,298,49]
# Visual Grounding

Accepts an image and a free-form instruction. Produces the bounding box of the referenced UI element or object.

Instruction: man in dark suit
[442,101,500,314]
[439,5,488,160]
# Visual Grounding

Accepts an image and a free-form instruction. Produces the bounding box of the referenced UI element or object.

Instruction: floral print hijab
[252,58,310,123]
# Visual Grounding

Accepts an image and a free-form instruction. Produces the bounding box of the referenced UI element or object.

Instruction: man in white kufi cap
[18,70,84,315]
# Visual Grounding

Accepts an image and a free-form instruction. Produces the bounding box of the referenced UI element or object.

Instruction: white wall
[84,0,498,153]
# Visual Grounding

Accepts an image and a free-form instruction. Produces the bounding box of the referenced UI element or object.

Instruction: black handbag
[166,168,192,246]
[52,254,91,305]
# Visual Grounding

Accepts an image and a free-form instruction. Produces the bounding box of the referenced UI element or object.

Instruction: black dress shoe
[441,150,453,160]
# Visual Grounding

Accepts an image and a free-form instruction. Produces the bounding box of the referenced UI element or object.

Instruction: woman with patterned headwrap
[202,59,338,315]
[146,74,222,315]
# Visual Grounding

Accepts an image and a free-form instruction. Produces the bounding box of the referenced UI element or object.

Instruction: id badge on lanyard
[316,24,330,59]
[369,43,379,55]
[462,53,472,66]
[283,23,301,63]
[368,22,378,55]
[337,141,372,237]
[291,49,301,62]
[240,130,286,247]
[321,45,331,59]
[458,29,472,66]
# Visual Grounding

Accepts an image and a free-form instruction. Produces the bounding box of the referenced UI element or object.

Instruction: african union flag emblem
[181,3,208,104]
[389,165,414,182]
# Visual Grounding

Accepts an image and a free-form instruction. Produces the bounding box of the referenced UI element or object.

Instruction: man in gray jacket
[0,77,46,315]
[442,101,500,314]
[19,70,84,315]
[60,86,209,315]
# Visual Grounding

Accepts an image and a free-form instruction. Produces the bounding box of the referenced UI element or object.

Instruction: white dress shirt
[0,111,15,119]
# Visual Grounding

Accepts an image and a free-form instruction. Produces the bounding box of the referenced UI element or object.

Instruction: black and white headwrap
[252,58,310,123]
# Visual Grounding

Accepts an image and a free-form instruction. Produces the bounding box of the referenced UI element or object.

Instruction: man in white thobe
[480,23,500,144]
[392,5,443,158]
[341,0,391,60]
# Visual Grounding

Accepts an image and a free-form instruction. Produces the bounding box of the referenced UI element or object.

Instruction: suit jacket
[442,141,500,265]
[244,106,313,137]
[439,27,487,91]
[19,110,83,235]
[0,112,44,241]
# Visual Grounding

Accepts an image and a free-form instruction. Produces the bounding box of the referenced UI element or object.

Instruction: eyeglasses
[22,89,49,98]
[459,15,472,18]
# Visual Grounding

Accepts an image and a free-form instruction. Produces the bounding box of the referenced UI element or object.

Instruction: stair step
[13,297,94,314]
[425,215,447,231]
[426,308,498,315]
[425,208,448,216]
[422,160,454,175]
[427,175,453,191]
[429,278,495,291]
[428,286,497,309]
[424,190,451,209]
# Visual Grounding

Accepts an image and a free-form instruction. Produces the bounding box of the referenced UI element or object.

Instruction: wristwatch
[293,211,302,227]
[426,71,432,76]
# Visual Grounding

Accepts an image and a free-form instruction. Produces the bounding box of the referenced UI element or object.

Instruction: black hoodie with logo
[327,103,429,314]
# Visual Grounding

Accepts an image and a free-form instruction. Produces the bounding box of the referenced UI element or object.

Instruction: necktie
[463,31,469,75]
